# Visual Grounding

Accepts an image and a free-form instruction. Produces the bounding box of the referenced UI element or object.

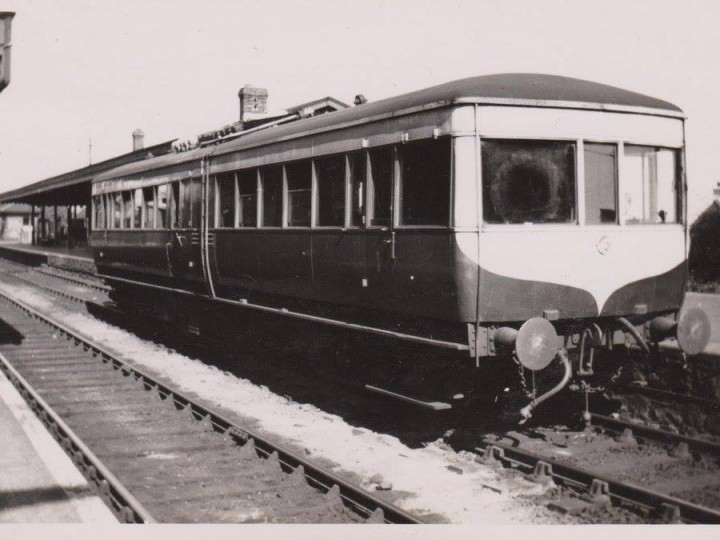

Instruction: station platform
[0,369,116,523]
[0,242,95,274]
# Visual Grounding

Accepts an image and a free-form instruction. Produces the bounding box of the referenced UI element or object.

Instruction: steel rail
[0,288,423,524]
[0,253,107,291]
[4,270,91,304]
[587,412,720,459]
[36,266,111,292]
[475,441,720,524]
[0,349,154,523]
[616,382,720,411]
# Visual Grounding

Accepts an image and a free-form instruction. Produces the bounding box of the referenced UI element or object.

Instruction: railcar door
[201,163,219,297]
[169,177,206,291]
[364,146,397,307]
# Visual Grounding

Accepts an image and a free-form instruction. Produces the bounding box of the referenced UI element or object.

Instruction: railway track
[474,439,720,524]
[0,259,108,306]
[3,257,720,524]
[0,288,422,523]
[35,265,110,293]
[586,412,720,459]
[475,407,720,524]
[615,382,720,414]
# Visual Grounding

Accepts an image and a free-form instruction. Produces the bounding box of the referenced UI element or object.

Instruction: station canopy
[0,140,176,207]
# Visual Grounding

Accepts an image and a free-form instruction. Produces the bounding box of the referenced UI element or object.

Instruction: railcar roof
[95,73,682,183]
[431,73,681,112]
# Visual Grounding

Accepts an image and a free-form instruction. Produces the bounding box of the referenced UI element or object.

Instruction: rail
[0,350,154,523]
[587,412,720,459]
[0,288,424,524]
[475,441,720,524]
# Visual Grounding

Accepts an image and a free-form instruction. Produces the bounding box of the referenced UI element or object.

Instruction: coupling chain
[512,352,535,399]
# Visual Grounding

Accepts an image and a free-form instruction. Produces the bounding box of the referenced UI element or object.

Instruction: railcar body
[90,74,710,416]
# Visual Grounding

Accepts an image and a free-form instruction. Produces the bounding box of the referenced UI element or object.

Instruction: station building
[0,203,31,242]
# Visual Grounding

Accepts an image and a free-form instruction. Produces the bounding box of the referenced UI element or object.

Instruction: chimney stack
[132,129,144,151]
[238,85,269,126]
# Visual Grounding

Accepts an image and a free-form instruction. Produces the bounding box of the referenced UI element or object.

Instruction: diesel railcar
[90,74,710,419]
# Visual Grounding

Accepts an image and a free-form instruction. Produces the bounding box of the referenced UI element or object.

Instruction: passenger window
[113,193,122,229]
[261,165,283,227]
[180,179,191,228]
[133,189,143,229]
[190,179,202,229]
[584,143,617,224]
[94,196,105,230]
[122,191,133,228]
[368,147,393,227]
[286,161,311,227]
[170,183,180,228]
[238,169,257,227]
[315,155,345,227]
[622,146,678,224]
[143,187,155,229]
[217,173,236,228]
[157,185,168,228]
[400,138,451,226]
[482,139,576,224]
[348,153,366,227]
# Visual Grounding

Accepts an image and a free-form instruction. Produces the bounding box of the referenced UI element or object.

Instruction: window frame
[142,185,156,229]
[237,168,258,228]
[313,153,347,229]
[396,137,453,229]
[366,145,395,230]
[156,184,170,229]
[259,164,284,229]
[122,191,133,229]
[284,160,312,229]
[619,143,682,227]
[112,193,121,229]
[214,172,237,229]
[581,140,620,226]
[346,152,366,229]
[479,136,580,228]
[132,188,143,229]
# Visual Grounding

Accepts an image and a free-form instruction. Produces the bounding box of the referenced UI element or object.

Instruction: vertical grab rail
[200,157,216,298]
[473,103,482,368]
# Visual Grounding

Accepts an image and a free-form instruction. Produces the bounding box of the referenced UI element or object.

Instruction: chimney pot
[132,129,144,151]
[238,85,269,125]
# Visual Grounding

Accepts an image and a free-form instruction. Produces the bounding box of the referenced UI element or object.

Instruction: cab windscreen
[482,139,576,224]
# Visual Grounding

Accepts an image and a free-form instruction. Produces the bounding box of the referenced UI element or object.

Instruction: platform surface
[0,242,93,262]
[0,370,115,523]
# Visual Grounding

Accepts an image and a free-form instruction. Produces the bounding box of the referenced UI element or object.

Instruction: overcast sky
[0,0,718,220]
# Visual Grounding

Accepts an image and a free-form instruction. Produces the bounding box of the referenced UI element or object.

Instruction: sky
[0,0,718,220]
